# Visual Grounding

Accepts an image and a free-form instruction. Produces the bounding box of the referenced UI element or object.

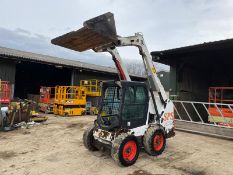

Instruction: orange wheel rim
[122,140,137,161]
[153,132,164,151]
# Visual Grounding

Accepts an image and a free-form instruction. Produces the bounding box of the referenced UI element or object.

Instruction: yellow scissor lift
[80,79,101,96]
[53,86,86,116]
[80,79,101,115]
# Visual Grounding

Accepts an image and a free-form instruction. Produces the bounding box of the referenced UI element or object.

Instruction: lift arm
[51,12,168,106]
[107,48,131,81]
[116,33,168,103]
[95,47,131,81]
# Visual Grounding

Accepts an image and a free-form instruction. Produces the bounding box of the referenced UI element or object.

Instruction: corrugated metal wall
[72,69,146,85]
[170,62,233,102]
[177,67,209,102]
[157,71,170,91]
[0,59,16,84]
[0,59,16,98]
[72,69,118,86]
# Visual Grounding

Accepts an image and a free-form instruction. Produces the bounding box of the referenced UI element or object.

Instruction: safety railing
[0,81,12,104]
[54,86,86,105]
[80,79,101,97]
[172,100,233,128]
[39,86,55,104]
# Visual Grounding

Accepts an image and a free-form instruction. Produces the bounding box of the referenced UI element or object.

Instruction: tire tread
[83,125,98,151]
[143,126,166,156]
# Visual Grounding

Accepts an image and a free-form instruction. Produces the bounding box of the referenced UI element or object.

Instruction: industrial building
[150,38,233,129]
[152,38,233,102]
[0,46,145,99]
[2,37,232,104]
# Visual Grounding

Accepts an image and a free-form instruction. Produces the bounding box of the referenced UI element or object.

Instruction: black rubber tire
[81,111,86,116]
[90,110,94,115]
[111,135,139,167]
[83,125,98,151]
[64,113,68,117]
[143,126,166,156]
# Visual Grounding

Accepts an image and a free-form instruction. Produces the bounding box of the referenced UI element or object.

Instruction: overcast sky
[1,0,233,69]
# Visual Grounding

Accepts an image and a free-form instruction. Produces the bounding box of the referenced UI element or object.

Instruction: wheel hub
[126,147,132,153]
[153,132,164,151]
[155,136,160,144]
[123,140,137,161]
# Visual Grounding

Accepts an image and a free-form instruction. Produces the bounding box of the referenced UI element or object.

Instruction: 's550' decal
[163,112,174,121]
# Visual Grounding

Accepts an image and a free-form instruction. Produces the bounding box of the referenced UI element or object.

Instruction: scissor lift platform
[53,86,86,116]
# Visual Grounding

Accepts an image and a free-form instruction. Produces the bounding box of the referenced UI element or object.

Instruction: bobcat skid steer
[51,12,175,167]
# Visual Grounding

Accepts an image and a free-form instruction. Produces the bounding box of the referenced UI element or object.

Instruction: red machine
[0,80,12,105]
[208,87,233,127]
[39,86,55,113]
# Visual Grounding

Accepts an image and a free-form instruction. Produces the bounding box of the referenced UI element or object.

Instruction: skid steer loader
[51,12,175,166]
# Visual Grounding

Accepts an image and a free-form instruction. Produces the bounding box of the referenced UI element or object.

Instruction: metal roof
[151,38,233,65]
[0,46,117,74]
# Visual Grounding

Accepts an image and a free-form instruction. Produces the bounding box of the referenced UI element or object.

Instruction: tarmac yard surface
[0,115,232,175]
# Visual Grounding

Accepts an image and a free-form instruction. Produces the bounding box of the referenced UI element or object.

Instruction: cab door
[121,85,149,129]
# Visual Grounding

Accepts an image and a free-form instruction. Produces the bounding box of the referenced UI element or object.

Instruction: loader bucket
[51,12,118,52]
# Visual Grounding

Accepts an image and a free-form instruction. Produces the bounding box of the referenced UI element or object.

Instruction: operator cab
[96,81,149,131]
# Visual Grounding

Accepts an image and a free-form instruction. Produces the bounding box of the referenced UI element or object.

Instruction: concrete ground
[0,115,232,175]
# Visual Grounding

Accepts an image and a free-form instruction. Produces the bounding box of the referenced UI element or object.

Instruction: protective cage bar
[101,86,121,116]
[173,100,233,128]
